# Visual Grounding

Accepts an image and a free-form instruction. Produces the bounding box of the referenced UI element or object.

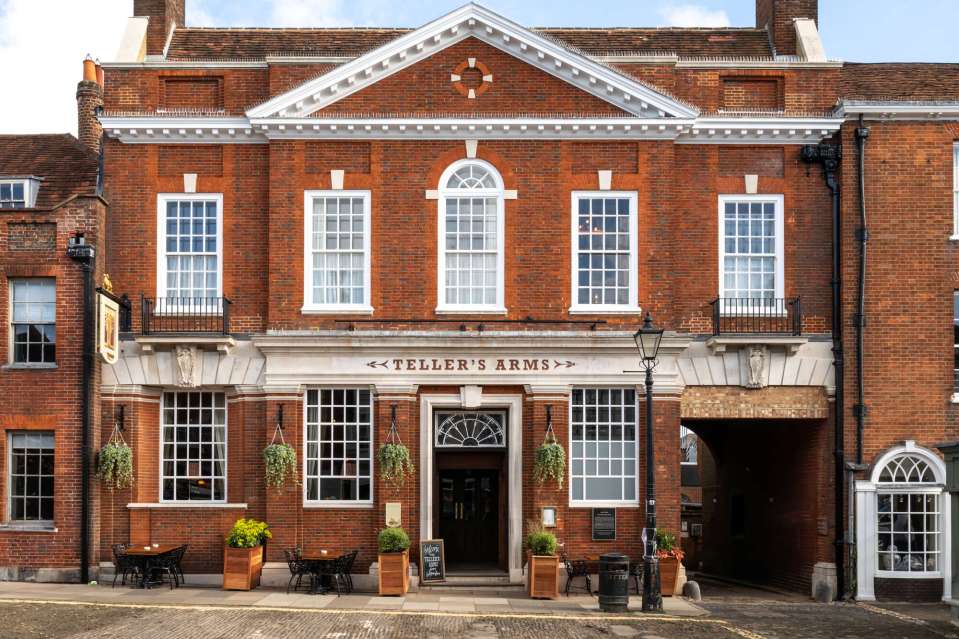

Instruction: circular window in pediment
[451,58,493,100]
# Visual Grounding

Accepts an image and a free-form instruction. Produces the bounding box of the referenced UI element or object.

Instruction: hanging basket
[533,408,565,489]
[378,405,415,491]
[264,422,297,488]
[97,426,133,490]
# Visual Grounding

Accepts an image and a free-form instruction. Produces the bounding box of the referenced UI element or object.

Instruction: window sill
[127,502,248,509]
[568,306,641,315]
[875,570,943,579]
[434,306,508,315]
[303,502,374,509]
[2,363,57,371]
[950,235,959,241]
[301,305,374,316]
[0,523,58,533]
[568,501,640,509]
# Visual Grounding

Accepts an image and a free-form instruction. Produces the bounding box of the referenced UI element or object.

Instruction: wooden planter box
[378,550,409,596]
[223,545,263,591]
[659,556,680,597]
[527,553,559,599]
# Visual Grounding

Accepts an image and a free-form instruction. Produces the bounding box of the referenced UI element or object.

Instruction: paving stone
[608,626,640,638]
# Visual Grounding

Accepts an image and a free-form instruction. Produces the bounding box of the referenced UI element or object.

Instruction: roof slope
[166,26,773,60]
[0,134,98,208]
[841,63,959,102]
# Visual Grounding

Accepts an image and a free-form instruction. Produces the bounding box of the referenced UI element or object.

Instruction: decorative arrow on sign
[366,360,390,369]
[553,360,576,369]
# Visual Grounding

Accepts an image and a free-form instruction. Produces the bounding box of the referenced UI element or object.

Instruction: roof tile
[0,134,98,209]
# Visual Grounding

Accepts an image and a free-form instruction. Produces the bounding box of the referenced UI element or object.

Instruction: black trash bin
[598,553,630,612]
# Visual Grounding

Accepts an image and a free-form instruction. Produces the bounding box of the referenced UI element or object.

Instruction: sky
[0,0,956,136]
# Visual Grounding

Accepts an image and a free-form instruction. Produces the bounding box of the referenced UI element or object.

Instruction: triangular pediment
[247,3,698,121]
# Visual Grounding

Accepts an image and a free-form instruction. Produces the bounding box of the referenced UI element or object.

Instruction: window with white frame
[718,195,784,312]
[157,195,222,307]
[680,425,697,465]
[570,388,637,505]
[953,144,958,237]
[877,453,941,574]
[0,181,26,209]
[571,193,638,311]
[303,191,371,312]
[161,391,226,502]
[10,278,56,365]
[304,388,373,503]
[7,431,54,523]
[437,160,505,312]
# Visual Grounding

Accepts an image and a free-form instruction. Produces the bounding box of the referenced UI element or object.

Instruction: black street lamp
[633,311,664,613]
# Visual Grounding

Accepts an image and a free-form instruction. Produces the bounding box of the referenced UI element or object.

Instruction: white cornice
[837,101,959,121]
[101,113,841,145]
[245,3,698,121]
[102,60,269,69]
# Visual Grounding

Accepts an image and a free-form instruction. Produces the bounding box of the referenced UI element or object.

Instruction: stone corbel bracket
[135,334,237,355]
[704,335,808,355]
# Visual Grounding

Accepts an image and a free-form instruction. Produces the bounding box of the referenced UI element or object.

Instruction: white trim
[302,190,373,314]
[0,178,40,208]
[717,194,785,308]
[838,101,959,122]
[127,502,247,509]
[245,3,697,120]
[681,117,841,145]
[569,191,639,314]
[436,159,506,313]
[6,430,55,526]
[419,393,524,582]
[156,193,224,304]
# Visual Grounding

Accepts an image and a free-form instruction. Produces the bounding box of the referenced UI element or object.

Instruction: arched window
[874,448,944,574]
[437,160,505,312]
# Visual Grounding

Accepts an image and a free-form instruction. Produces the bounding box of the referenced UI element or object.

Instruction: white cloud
[0,0,128,135]
[658,4,731,28]
[267,0,355,27]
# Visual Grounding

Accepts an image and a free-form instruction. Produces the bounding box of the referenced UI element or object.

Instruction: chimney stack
[76,55,103,154]
[133,0,185,57]
[756,0,818,57]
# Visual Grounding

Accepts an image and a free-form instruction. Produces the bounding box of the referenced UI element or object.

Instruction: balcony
[140,295,232,335]
[709,297,802,336]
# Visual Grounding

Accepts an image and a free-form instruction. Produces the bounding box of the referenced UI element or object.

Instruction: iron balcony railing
[709,297,802,336]
[141,295,232,335]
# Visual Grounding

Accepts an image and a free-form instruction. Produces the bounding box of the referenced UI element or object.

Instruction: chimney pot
[95,59,104,87]
[82,56,97,82]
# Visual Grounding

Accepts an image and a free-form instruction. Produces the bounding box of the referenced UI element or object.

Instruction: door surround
[420,393,523,582]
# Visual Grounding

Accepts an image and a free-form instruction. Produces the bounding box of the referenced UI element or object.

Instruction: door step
[419,573,518,590]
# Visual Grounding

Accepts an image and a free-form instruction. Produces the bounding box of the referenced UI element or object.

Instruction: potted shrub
[223,518,271,591]
[96,441,134,490]
[656,529,685,597]
[377,527,410,596]
[263,442,297,488]
[378,442,415,491]
[526,523,559,599]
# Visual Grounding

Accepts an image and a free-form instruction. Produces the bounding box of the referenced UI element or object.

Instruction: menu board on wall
[592,508,616,541]
[419,539,446,583]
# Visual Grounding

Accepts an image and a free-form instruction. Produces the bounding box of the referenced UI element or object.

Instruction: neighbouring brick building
[2,0,958,603]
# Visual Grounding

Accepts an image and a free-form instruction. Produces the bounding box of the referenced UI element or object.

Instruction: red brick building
[2,0,958,602]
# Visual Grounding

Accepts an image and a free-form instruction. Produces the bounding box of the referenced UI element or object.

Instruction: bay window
[570,192,638,312]
[303,191,372,313]
[569,388,638,506]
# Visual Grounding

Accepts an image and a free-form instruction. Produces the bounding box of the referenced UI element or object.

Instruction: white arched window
[855,440,951,601]
[436,160,505,312]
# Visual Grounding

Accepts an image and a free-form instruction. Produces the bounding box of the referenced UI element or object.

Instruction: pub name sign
[366,358,577,372]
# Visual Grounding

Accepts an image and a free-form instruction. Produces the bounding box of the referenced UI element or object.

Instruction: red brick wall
[104,68,268,115]
[722,77,783,111]
[160,77,224,111]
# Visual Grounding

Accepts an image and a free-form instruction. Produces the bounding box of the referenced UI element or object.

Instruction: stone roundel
[450,58,493,99]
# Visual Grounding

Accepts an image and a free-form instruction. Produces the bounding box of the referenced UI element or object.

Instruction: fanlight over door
[435,412,506,448]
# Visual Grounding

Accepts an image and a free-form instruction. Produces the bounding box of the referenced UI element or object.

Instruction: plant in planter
[96,441,133,491]
[377,527,411,596]
[378,442,415,491]
[526,522,559,599]
[263,442,297,488]
[655,529,686,597]
[223,518,272,591]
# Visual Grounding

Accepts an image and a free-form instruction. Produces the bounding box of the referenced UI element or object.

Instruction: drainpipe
[800,141,844,599]
[854,117,870,466]
[67,232,96,583]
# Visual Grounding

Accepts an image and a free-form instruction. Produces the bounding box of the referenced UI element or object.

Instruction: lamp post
[633,311,664,613]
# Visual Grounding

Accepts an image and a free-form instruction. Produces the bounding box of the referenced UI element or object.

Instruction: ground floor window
[161,391,226,502]
[304,388,372,503]
[7,431,54,522]
[569,388,637,505]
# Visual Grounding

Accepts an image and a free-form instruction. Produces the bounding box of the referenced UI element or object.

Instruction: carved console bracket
[705,335,808,356]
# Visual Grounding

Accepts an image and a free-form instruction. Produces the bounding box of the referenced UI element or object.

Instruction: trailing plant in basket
[378,443,415,491]
[378,527,411,554]
[96,441,133,490]
[263,442,297,488]
[226,518,272,549]
[533,438,566,489]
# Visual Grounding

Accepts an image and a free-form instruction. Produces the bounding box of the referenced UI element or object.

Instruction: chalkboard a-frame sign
[592,508,616,541]
[419,539,446,584]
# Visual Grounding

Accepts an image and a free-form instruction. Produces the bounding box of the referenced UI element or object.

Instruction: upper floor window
[571,192,638,311]
[157,194,222,306]
[10,278,55,365]
[0,181,26,209]
[303,191,372,313]
[953,144,958,238]
[7,431,54,523]
[718,195,784,312]
[569,388,638,506]
[437,160,505,313]
[161,391,227,502]
[304,388,373,504]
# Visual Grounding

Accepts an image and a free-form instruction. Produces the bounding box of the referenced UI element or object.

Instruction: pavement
[0,577,956,638]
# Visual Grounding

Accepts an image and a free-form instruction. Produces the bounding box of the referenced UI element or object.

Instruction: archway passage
[682,418,833,593]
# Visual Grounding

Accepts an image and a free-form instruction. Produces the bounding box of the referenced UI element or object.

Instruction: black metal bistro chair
[628,560,643,595]
[340,550,359,593]
[561,553,593,596]
[285,548,312,594]
[151,545,187,589]
[111,544,140,588]
[317,554,351,596]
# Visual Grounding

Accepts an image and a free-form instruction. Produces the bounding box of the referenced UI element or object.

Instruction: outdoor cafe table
[123,544,181,588]
[300,551,342,595]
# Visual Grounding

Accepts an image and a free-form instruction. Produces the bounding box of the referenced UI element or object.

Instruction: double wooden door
[435,453,506,570]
